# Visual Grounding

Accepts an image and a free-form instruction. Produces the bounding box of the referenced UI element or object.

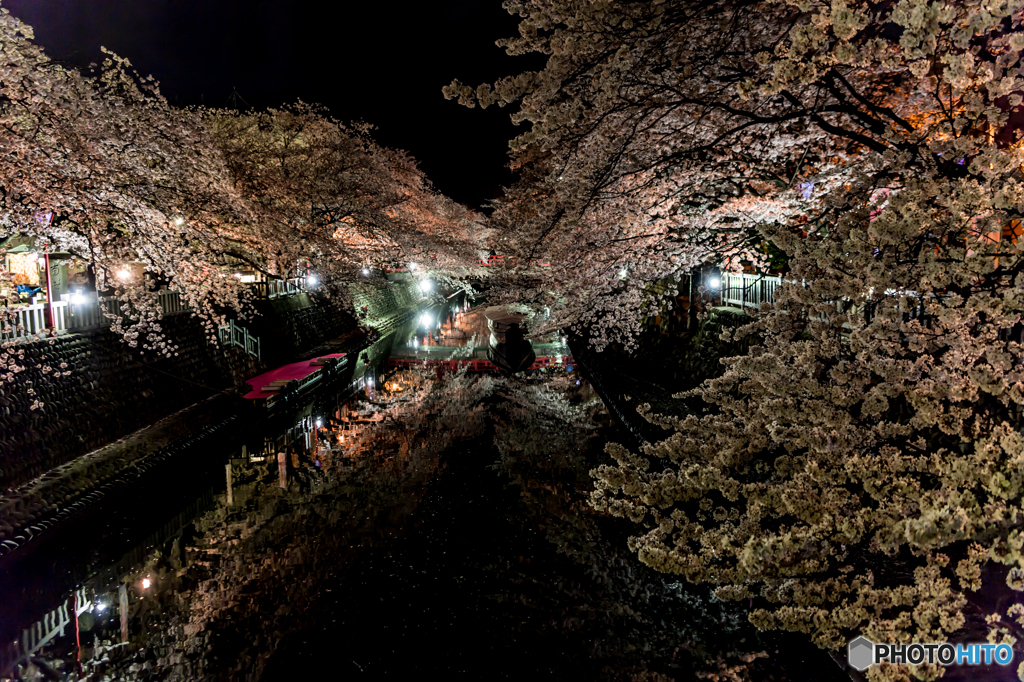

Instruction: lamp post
[43,253,54,329]
[707,270,722,307]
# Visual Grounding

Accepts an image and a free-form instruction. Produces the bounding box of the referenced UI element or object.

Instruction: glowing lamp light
[419,313,433,328]
[408,263,418,271]
[367,377,374,387]
[306,274,319,286]
[619,267,628,278]
[70,291,86,305]
[116,268,132,281]
[173,217,184,226]
[418,279,433,293]
[361,268,370,276]
[709,277,721,289]
[315,419,322,427]
[141,578,151,589]
[95,602,107,612]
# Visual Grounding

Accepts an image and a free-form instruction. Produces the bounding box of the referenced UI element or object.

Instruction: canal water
[0,298,847,681]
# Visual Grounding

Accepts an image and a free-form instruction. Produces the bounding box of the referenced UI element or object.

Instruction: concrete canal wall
[0,279,425,492]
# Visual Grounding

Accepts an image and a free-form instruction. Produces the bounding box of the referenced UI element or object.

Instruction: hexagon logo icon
[848,636,874,671]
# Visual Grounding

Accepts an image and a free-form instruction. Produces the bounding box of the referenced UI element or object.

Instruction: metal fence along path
[1,274,310,343]
[218,319,261,361]
[1,291,191,342]
[720,272,782,310]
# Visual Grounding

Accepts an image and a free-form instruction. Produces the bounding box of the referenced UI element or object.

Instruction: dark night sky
[3,1,541,210]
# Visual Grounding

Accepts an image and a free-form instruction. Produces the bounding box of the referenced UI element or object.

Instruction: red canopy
[243,353,346,399]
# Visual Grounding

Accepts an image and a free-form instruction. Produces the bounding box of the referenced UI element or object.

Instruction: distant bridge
[383,254,550,274]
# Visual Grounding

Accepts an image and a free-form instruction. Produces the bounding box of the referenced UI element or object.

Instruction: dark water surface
[1,302,849,681]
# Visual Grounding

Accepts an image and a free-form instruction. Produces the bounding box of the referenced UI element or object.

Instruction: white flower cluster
[0,11,485,376]
[452,0,1024,676]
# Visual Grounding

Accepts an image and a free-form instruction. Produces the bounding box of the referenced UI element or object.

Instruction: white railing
[0,298,69,341]
[0,586,88,677]
[721,272,782,309]
[158,289,188,315]
[0,290,191,341]
[219,319,261,361]
[68,293,104,330]
[719,272,933,324]
[252,277,305,299]
[98,296,126,322]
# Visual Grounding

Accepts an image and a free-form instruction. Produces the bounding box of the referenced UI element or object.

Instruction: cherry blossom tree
[453,0,1024,678]
[0,8,258,367]
[0,9,482,384]
[207,104,484,285]
[445,0,835,346]
[445,0,1006,349]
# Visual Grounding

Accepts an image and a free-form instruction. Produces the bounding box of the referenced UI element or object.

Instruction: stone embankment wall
[0,279,425,492]
[0,402,238,564]
[248,279,424,365]
[0,314,231,492]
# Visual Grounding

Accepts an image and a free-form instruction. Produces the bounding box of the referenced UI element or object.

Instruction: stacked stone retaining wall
[0,314,230,491]
[249,280,424,365]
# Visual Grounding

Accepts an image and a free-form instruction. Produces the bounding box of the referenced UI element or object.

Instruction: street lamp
[709,276,721,289]
[306,274,319,287]
[418,279,433,293]
[361,268,370,276]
